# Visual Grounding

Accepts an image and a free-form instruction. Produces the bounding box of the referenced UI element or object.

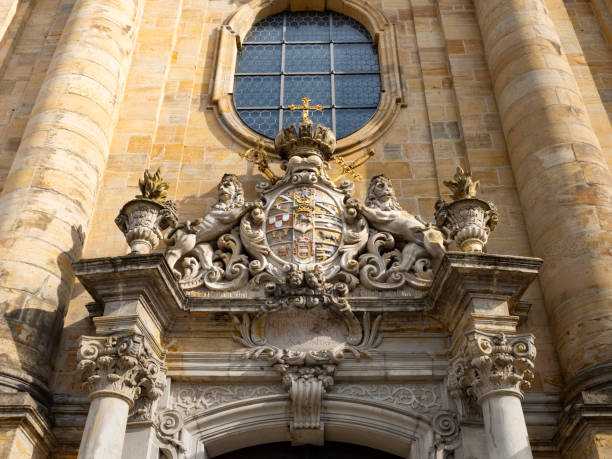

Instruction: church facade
[0,0,610,458]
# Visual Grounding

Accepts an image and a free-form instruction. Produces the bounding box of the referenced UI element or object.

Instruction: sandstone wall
[2,0,612,456]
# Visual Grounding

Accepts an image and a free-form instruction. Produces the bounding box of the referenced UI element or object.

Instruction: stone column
[0,0,143,399]
[472,0,612,384]
[77,334,166,459]
[449,331,536,459]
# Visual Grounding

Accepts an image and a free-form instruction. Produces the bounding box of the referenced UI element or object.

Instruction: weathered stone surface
[1,0,612,456]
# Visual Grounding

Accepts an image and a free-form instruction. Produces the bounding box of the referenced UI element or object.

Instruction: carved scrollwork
[448,331,536,403]
[356,175,446,290]
[160,130,457,296]
[172,384,285,415]
[432,410,461,455]
[77,334,166,406]
[331,384,442,414]
[165,174,253,290]
[232,308,382,367]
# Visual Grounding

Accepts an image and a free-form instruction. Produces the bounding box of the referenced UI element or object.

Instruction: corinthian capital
[77,334,166,406]
[449,331,535,403]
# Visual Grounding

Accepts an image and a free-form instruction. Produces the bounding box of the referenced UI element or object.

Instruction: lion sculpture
[359,175,446,275]
[165,174,253,278]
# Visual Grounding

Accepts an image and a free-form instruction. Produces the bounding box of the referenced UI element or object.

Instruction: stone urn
[435,167,498,252]
[436,198,497,252]
[115,199,177,254]
[115,169,178,254]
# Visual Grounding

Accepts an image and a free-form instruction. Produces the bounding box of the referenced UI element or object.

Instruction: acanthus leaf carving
[331,384,442,414]
[448,331,536,404]
[172,383,285,415]
[77,334,166,406]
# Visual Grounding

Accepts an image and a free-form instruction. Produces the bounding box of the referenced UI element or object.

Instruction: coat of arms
[265,185,343,266]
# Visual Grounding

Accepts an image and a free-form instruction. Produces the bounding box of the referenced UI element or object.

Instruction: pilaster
[76,333,166,459]
[430,252,541,458]
[0,392,55,459]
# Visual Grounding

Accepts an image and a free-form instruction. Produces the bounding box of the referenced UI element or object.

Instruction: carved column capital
[77,334,167,407]
[449,331,535,404]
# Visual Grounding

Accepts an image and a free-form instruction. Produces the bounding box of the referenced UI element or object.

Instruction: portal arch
[181,396,447,459]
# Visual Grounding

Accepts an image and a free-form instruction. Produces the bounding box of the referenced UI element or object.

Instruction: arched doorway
[216,441,402,459]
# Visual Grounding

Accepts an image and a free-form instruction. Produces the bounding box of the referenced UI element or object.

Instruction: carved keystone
[276,364,335,445]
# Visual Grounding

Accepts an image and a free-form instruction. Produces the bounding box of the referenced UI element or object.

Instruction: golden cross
[287,97,324,122]
[332,148,375,182]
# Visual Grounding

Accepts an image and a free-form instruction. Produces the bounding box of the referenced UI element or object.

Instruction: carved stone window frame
[210,0,405,155]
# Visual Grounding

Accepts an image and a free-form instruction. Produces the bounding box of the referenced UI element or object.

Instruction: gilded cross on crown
[288,97,324,121]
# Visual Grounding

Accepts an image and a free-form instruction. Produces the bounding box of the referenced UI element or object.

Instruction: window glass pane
[238,110,279,138]
[285,12,330,42]
[283,75,331,106]
[234,76,280,107]
[236,45,281,73]
[283,108,332,129]
[334,44,379,72]
[335,74,380,107]
[234,11,381,139]
[335,108,376,138]
[285,45,330,73]
[243,14,283,42]
[332,13,371,42]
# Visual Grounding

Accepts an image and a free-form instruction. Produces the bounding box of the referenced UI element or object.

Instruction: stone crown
[274,119,336,161]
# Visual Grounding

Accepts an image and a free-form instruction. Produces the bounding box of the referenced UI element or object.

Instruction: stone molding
[74,254,186,357]
[0,392,56,456]
[330,383,442,415]
[209,0,404,154]
[448,331,536,404]
[557,390,612,456]
[77,334,167,407]
[427,252,542,320]
[172,383,285,415]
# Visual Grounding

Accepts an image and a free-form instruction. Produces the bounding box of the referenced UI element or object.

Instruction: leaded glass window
[234,11,381,139]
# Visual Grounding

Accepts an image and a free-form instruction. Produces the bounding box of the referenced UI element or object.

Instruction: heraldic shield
[265,185,344,266]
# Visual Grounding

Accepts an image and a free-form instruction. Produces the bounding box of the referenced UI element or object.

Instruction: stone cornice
[0,392,56,454]
[556,390,612,455]
[427,252,542,335]
[74,254,186,354]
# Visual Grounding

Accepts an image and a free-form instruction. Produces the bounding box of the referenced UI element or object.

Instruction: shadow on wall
[0,224,88,405]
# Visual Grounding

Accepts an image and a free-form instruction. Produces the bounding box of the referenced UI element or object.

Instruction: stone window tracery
[233,11,381,139]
